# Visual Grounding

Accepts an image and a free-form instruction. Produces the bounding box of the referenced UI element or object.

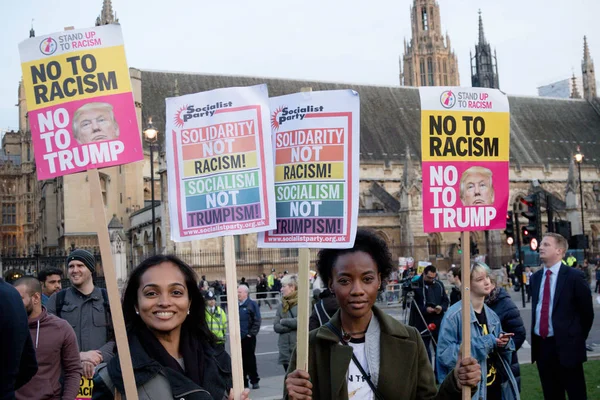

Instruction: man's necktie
[539,269,552,338]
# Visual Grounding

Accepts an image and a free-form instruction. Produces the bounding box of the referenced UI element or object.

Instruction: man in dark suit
[531,233,594,399]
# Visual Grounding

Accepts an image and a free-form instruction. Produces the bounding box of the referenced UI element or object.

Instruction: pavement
[244,283,600,400]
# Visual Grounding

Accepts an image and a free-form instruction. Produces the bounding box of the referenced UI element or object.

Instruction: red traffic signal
[520,196,535,208]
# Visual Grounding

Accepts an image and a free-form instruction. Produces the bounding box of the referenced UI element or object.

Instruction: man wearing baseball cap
[46,249,114,379]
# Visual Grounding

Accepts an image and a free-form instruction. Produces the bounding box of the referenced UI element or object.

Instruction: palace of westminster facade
[2,0,599,278]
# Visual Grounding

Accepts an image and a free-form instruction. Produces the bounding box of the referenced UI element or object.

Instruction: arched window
[427,233,441,258]
[428,58,434,86]
[420,59,426,86]
[422,8,429,31]
[443,60,448,85]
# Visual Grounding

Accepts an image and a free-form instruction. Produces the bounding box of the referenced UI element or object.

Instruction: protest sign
[417,261,430,275]
[258,89,360,248]
[19,25,142,180]
[420,87,510,233]
[76,377,93,400]
[165,85,276,241]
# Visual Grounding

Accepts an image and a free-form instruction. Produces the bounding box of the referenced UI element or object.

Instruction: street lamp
[144,119,158,255]
[574,146,585,257]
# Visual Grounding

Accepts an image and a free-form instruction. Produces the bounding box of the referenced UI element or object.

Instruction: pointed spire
[582,35,597,100]
[571,72,581,99]
[96,0,119,26]
[478,9,487,45]
[584,36,590,62]
[29,19,35,38]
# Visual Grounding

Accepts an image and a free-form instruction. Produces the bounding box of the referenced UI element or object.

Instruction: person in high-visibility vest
[566,254,577,267]
[205,291,228,348]
[267,268,276,289]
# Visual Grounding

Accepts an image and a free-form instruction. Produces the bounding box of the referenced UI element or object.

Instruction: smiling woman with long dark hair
[92,255,248,400]
[284,229,482,400]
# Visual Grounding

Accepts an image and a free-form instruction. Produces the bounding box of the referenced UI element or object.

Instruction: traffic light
[521,194,541,249]
[504,211,514,245]
[521,226,531,245]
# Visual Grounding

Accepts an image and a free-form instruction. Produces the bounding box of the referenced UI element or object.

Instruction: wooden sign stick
[296,248,311,371]
[88,169,138,400]
[295,86,313,372]
[460,231,471,400]
[223,235,244,399]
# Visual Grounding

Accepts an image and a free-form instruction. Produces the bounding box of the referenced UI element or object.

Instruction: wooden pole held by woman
[295,85,314,372]
[460,231,471,400]
[296,248,311,371]
[88,169,139,400]
[224,235,245,398]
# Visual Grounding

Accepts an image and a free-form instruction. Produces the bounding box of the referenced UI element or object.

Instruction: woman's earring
[135,310,139,315]
[187,309,190,315]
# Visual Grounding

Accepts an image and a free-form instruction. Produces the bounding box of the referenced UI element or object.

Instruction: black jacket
[256,280,268,299]
[309,289,339,331]
[449,286,461,306]
[408,276,449,332]
[531,264,594,368]
[92,332,232,400]
[0,279,38,400]
[486,287,526,390]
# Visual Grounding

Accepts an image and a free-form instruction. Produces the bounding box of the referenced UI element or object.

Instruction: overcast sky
[1,0,598,131]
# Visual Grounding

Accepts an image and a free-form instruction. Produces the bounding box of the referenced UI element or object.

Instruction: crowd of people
[1,229,597,399]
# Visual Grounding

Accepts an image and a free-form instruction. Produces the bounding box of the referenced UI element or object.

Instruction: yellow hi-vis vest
[267,274,275,289]
[567,255,577,267]
[206,306,228,343]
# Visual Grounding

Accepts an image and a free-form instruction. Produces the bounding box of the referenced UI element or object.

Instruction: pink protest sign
[19,25,142,179]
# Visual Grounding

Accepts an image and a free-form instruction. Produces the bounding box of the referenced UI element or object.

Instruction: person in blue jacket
[437,262,520,400]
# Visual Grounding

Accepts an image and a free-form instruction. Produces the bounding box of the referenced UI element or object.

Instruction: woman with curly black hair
[92,255,249,400]
[284,228,481,400]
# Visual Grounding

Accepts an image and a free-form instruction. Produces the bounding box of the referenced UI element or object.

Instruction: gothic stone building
[136,71,600,271]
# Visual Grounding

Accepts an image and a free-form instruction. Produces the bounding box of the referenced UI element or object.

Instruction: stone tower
[470,11,500,89]
[400,0,460,87]
[582,36,597,100]
[96,0,119,26]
